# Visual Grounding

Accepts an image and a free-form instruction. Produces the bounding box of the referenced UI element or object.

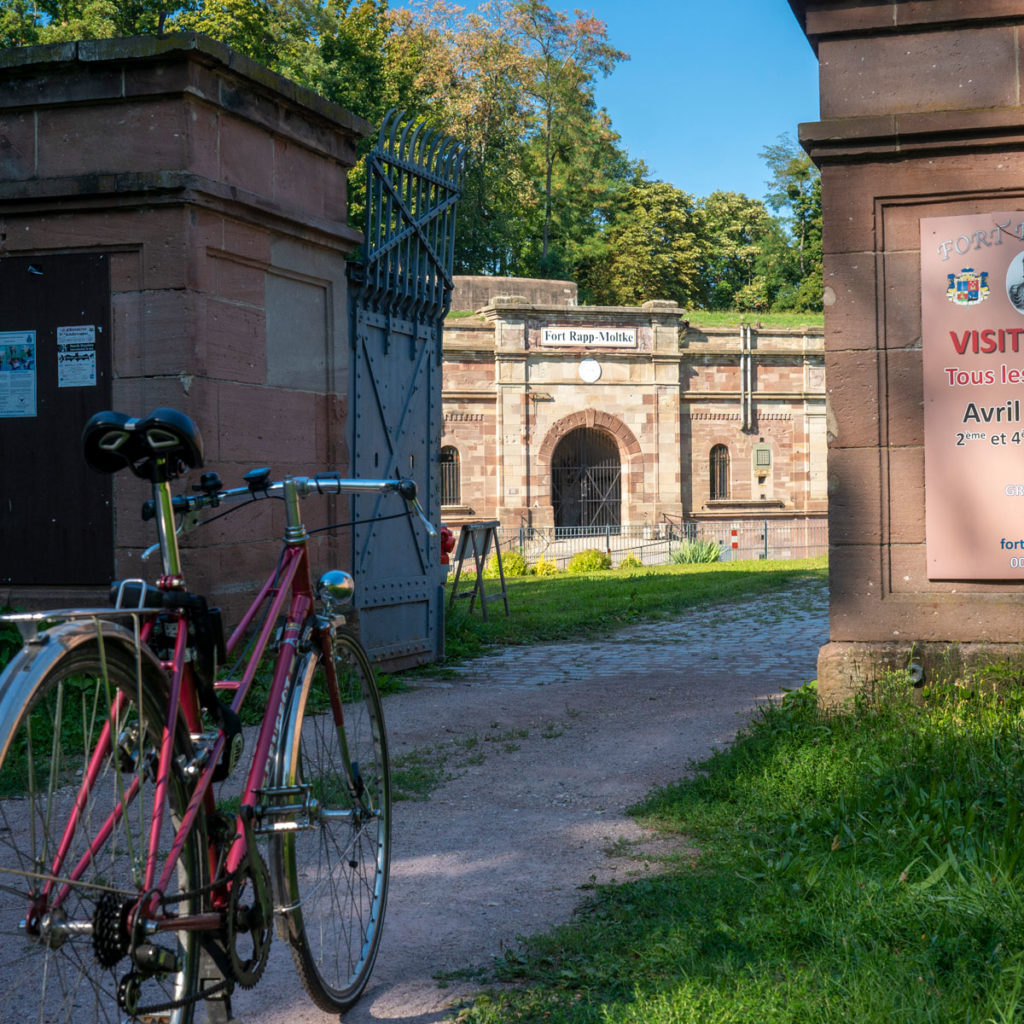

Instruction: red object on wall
[440,525,456,564]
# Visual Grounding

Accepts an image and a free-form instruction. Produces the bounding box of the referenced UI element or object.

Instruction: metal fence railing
[447,518,828,572]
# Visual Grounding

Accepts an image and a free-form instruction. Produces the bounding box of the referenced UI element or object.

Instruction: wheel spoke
[270,628,390,1013]
[0,635,204,1023]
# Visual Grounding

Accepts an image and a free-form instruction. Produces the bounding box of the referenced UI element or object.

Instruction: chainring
[226,848,272,988]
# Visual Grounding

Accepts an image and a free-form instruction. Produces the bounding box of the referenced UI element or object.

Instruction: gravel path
[229,578,829,1024]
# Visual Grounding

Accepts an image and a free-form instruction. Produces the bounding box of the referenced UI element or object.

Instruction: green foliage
[531,554,560,576]
[565,548,612,573]
[482,549,528,578]
[695,190,776,311]
[582,180,703,307]
[670,538,722,564]
[457,664,1024,1024]
[617,553,643,570]
[755,134,823,313]
[0,610,20,673]
[6,0,822,309]
[3,0,173,44]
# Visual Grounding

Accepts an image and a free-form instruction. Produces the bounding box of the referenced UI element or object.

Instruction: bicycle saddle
[82,408,205,480]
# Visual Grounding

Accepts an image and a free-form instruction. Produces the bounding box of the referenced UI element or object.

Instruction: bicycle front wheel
[270,626,391,1013]
[0,620,205,1024]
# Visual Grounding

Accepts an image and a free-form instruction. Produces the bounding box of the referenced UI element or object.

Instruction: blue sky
[583,0,820,202]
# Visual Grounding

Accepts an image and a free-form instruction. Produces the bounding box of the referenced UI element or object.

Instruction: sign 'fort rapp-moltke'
[922,213,1024,579]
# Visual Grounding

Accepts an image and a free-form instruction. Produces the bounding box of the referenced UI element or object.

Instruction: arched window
[710,445,730,500]
[440,446,460,506]
[551,428,621,534]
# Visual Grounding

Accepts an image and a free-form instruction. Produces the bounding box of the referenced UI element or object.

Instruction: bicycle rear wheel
[0,621,205,1024]
[270,626,391,1013]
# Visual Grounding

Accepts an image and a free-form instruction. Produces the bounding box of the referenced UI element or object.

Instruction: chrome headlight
[317,570,355,612]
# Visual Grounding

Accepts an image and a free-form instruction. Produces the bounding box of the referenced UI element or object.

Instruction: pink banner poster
[922,212,1024,579]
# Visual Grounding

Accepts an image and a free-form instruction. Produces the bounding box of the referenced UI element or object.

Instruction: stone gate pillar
[0,34,368,615]
[791,1,1024,702]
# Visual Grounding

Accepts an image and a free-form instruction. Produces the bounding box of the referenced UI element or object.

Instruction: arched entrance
[551,428,621,534]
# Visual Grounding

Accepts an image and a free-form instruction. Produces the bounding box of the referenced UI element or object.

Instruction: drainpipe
[740,325,752,432]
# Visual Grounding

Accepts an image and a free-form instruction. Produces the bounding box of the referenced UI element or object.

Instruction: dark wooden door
[0,254,112,586]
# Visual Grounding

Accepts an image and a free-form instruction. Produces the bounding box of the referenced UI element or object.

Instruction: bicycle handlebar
[140,473,436,562]
[149,474,421,516]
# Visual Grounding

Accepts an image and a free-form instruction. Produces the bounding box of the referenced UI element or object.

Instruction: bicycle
[0,406,436,1023]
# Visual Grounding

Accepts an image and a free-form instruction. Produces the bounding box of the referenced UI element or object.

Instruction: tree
[510,0,626,274]
[2,0,181,44]
[582,180,704,308]
[387,0,536,275]
[385,0,636,282]
[758,134,823,311]
[696,191,775,310]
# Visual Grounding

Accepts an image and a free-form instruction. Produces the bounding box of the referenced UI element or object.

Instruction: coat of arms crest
[946,268,990,305]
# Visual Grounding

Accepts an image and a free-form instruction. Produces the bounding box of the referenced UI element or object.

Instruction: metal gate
[348,111,463,667]
[551,427,622,535]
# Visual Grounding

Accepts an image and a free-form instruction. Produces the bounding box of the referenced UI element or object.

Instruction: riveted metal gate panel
[348,111,463,667]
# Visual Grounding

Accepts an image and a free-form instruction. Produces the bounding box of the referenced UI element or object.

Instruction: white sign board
[541,326,636,348]
[57,325,97,388]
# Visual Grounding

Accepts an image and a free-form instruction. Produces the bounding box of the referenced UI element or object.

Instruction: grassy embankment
[447,309,825,331]
[437,561,1024,1024]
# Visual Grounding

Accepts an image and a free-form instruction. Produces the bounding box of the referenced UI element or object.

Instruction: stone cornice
[801,107,1024,165]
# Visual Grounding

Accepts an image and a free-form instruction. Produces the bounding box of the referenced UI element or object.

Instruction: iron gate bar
[552,427,622,532]
[349,109,464,666]
[362,111,464,322]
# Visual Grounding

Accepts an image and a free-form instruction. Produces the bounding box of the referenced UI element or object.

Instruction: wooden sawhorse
[446,520,510,621]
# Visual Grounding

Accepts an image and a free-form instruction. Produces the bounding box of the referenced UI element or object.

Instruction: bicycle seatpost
[150,459,185,580]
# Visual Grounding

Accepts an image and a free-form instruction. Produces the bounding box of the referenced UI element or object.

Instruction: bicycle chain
[226,848,273,988]
[113,848,272,1017]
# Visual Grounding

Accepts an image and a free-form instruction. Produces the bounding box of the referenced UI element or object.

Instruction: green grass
[446,309,824,331]
[441,557,826,664]
[684,310,824,330]
[452,671,1024,1024]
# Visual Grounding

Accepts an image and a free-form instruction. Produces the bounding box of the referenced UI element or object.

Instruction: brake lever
[409,495,438,538]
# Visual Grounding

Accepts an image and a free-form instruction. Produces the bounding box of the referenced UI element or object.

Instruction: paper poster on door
[921,212,1024,579]
[0,330,37,417]
[57,325,97,388]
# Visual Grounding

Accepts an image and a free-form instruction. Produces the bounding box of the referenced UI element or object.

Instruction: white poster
[57,325,97,387]
[0,330,37,418]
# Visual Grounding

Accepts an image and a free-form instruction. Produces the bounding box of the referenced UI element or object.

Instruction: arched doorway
[551,428,621,534]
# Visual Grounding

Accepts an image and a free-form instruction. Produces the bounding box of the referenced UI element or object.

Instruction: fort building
[440,278,827,553]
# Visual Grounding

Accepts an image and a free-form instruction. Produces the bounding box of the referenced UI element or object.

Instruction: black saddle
[82,408,204,480]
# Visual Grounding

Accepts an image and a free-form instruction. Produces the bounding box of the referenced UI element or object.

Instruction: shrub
[566,548,612,573]
[670,538,722,564]
[531,555,560,576]
[482,549,528,578]
[618,553,643,570]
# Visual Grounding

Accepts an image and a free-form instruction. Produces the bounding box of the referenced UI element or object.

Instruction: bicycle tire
[270,626,391,1013]
[0,622,206,1024]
